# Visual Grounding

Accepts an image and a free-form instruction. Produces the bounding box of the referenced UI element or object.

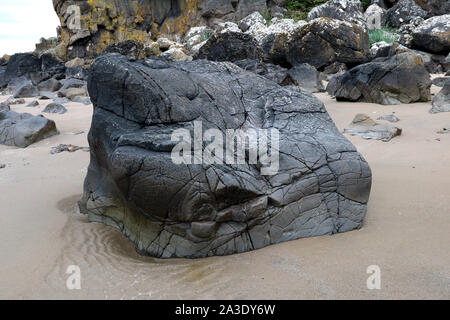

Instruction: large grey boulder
[286,18,370,69]
[245,17,307,66]
[13,82,39,98]
[430,82,450,113]
[327,52,431,104]
[307,0,366,28]
[195,31,263,62]
[79,53,372,259]
[386,0,428,28]
[412,14,450,54]
[0,110,58,147]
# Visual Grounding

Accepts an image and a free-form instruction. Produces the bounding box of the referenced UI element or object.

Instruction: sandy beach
[0,80,449,300]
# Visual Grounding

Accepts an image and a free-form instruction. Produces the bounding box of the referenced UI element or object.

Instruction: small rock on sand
[344,113,402,142]
[377,114,400,123]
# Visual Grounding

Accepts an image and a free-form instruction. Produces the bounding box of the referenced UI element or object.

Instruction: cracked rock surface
[0,110,59,148]
[79,53,372,258]
[327,52,431,105]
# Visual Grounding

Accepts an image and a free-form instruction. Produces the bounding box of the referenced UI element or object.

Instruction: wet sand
[0,82,449,299]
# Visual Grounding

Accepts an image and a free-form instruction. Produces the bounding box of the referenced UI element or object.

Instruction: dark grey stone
[327,52,431,104]
[78,54,372,259]
[42,103,67,114]
[0,110,58,147]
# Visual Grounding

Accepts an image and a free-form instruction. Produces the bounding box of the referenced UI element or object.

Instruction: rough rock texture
[0,53,64,89]
[52,0,202,59]
[43,103,68,114]
[327,52,431,104]
[0,110,59,148]
[414,0,450,17]
[430,82,450,113]
[52,0,277,60]
[79,53,372,258]
[344,114,402,142]
[412,14,450,54]
[195,31,263,62]
[307,0,366,27]
[245,17,307,66]
[233,59,292,85]
[286,18,370,69]
[288,63,325,93]
[386,0,428,28]
[432,77,449,87]
[13,83,39,98]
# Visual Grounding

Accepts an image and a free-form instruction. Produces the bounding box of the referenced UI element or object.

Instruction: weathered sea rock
[307,0,366,28]
[286,18,370,69]
[0,110,58,147]
[288,63,325,93]
[52,0,204,59]
[195,31,263,62]
[386,0,428,28]
[43,103,68,114]
[79,53,372,258]
[430,82,450,113]
[412,14,450,54]
[327,52,431,104]
[233,59,292,85]
[344,114,402,142]
[245,17,307,66]
[13,83,39,98]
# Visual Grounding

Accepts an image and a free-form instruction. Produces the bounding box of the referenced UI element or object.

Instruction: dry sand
[0,81,449,300]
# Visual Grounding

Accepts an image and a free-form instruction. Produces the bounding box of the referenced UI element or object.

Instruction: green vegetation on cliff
[283,0,327,21]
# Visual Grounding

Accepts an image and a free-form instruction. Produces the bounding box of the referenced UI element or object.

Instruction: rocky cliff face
[53,0,203,59]
[52,0,276,60]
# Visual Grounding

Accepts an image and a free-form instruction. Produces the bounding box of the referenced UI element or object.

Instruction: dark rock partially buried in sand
[79,54,372,259]
[0,110,58,148]
[344,114,402,142]
[327,52,431,105]
[430,82,450,113]
[43,103,67,114]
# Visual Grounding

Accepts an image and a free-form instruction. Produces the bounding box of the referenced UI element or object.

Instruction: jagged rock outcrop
[0,53,64,89]
[386,0,428,28]
[412,14,450,54]
[0,110,59,148]
[307,0,366,28]
[52,0,283,60]
[327,52,431,104]
[286,18,370,69]
[79,53,372,258]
